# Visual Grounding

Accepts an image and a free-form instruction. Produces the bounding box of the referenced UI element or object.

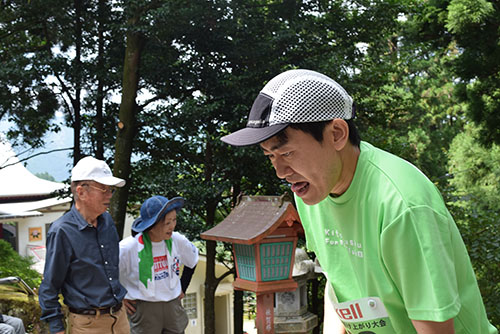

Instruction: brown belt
[69,302,122,316]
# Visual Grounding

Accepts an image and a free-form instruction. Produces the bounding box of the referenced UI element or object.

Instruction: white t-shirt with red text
[119,232,199,302]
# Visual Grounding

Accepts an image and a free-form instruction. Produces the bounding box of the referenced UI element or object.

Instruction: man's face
[78,181,115,215]
[260,126,342,205]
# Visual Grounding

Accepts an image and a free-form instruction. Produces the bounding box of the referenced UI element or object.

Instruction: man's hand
[412,318,455,334]
[178,291,185,300]
[55,332,65,334]
[122,299,137,315]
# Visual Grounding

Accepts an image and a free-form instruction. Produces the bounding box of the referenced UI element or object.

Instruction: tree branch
[0,147,73,170]
[216,267,235,285]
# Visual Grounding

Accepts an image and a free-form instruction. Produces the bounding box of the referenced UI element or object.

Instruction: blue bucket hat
[132,195,184,233]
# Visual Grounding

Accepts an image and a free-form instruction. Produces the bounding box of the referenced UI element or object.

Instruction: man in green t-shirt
[221,69,497,334]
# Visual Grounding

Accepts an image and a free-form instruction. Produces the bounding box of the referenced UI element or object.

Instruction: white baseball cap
[71,156,126,187]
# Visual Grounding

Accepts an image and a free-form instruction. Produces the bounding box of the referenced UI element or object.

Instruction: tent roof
[0,136,68,198]
[0,196,72,220]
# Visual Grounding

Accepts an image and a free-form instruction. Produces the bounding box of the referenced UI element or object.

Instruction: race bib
[332,297,395,334]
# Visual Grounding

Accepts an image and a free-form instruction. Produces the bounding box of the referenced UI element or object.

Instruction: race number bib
[332,297,395,334]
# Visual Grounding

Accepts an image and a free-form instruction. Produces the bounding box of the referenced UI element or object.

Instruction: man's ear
[75,184,86,200]
[325,119,349,151]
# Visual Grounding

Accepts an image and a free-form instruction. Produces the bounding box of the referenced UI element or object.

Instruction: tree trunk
[234,289,244,334]
[204,239,217,334]
[72,0,83,165]
[94,0,106,160]
[202,137,222,334]
[110,16,145,238]
[311,278,320,334]
[232,181,244,333]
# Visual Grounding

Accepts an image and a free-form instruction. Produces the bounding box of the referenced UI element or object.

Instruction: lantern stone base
[274,311,318,334]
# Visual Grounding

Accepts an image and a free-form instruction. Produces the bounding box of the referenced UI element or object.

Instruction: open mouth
[291,182,309,197]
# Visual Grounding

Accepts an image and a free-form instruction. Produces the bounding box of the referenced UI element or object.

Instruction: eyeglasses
[81,183,116,195]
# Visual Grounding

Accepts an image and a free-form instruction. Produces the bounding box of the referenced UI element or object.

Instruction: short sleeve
[381,206,461,322]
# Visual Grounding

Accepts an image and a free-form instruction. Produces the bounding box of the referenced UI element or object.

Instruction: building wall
[17,204,70,257]
[184,255,234,334]
[215,294,232,334]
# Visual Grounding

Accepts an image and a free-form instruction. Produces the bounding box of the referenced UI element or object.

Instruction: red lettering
[350,304,358,319]
[335,303,364,321]
[153,255,168,272]
[339,308,352,320]
[355,303,363,318]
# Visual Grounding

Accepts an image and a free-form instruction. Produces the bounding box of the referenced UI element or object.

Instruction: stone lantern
[201,194,304,334]
[274,248,319,334]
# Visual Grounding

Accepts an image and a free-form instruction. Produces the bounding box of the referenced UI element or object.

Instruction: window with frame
[182,293,198,319]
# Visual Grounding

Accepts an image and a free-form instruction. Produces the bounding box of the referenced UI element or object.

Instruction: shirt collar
[70,205,97,231]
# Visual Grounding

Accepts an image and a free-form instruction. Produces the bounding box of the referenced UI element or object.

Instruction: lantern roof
[201,194,303,245]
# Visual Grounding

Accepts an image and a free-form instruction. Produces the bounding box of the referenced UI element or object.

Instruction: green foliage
[447,124,500,327]
[0,0,125,155]
[0,289,49,334]
[446,0,500,145]
[0,240,41,288]
[445,0,495,34]
[0,0,64,147]
[406,0,500,146]
[355,20,465,184]
[446,199,500,328]
[448,124,500,211]
[35,172,56,182]
[460,74,500,146]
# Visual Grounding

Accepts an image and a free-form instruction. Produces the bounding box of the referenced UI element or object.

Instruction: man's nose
[273,159,293,179]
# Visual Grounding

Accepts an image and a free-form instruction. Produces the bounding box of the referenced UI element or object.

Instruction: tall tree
[0,0,66,147]
[447,124,500,326]
[408,0,500,145]
[110,0,157,238]
[0,0,125,165]
[446,0,500,145]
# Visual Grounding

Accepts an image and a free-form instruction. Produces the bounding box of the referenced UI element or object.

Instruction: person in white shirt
[0,314,25,334]
[119,195,199,334]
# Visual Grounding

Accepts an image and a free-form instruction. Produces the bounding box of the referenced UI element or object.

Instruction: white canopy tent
[0,135,71,270]
[0,135,70,220]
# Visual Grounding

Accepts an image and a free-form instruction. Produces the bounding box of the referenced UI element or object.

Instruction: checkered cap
[221,69,353,146]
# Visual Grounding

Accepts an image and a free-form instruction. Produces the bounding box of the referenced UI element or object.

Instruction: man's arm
[323,281,345,334]
[38,229,71,333]
[412,318,455,334]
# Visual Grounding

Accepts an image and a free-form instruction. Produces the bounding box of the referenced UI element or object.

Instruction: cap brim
[131,217,142,232]
[94,176,126,187]
[221,123,289,146]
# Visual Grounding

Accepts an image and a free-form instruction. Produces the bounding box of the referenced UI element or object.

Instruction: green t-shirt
[296,142,496,334]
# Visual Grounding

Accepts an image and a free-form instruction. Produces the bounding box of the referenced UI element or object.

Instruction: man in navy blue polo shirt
[39,156,129,334]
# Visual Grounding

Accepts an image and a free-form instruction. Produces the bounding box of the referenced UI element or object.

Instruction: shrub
[0,287,50,334]
[0,240,41,288]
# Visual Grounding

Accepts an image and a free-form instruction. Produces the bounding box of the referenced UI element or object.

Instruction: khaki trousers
[69,307,130,334]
